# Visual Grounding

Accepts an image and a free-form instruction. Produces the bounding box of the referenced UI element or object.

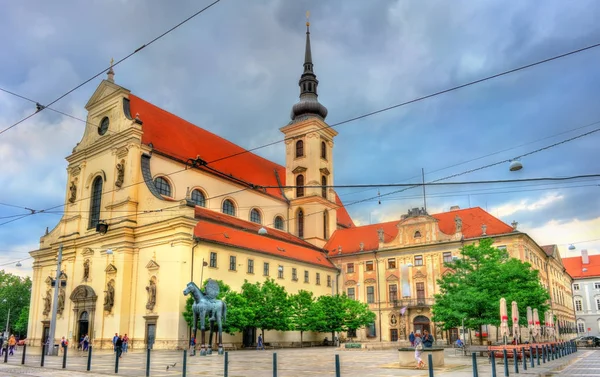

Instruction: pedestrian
[257,334,264,350]
[422,330,434,348]
[8,335,16,356]
[83,334,89,351]
[1,337,7,357]
[60,337,68,353]
[409,331,415,347]
[112,333,119,352]
[414,336,425,369]
[115,335,123,358]
[122,334,129,353]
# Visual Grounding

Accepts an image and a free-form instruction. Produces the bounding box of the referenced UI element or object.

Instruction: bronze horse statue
[183,280,227,355]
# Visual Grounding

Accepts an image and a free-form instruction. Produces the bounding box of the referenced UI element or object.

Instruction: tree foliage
[0,271,31,337]
[290,290,317,345]
[342,297,376,334]
[312,294,375,341]
[431,239,550,344]
[241,279,291,341]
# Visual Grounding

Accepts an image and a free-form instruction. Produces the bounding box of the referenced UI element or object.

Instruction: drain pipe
[374,251,382,343]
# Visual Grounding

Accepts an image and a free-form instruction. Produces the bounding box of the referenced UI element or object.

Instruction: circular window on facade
[98,117,109,135]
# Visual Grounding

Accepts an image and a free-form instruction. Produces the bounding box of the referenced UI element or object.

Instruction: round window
[98,117,109,135]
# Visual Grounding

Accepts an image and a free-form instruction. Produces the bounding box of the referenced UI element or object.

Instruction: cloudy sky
[1,0,599,277]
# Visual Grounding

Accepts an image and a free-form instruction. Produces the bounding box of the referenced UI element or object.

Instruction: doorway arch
[413,315,430,335]
[70,285,98,345]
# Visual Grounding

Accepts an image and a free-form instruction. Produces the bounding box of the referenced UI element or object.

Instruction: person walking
[409,331,415,347]
[414,336,425,369]
[112,333,119,352]
[122,334,129,353]
[1,337,7,357]
[8,335,16,356]
[83,334,89,351]
[257,334,264,350]
[115,335,123,358]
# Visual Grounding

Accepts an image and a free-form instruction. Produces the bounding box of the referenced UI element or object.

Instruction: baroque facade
[563,251,600,337]
[28,21,351,350]
[326,207,576,344]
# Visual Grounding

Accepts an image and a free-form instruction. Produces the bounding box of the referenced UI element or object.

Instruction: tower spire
[290,12,328,122]
[107,57,115,82]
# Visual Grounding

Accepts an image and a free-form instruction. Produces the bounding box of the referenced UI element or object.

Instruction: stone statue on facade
[43,289,52,316]
[83,259,90,281]
[146,279,156,311]
[104,280,115,312]
[454,215,462,233]
[115,160,125,188]
[377,228,385,242]
[399,314,406,339]
[57,287,66,315]
[69,181,77,203]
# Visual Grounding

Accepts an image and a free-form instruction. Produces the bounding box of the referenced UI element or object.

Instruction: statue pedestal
[398,348,445,368]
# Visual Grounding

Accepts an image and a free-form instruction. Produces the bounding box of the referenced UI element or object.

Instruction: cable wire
[0,0,222,136]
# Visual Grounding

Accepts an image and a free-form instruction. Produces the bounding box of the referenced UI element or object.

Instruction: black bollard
[3,346,7,363]
[335,354,340,377]
[513,348,519,374]
[41,344,46,367]
[146,347,151,377]
[543,345,546,363]
[87,346,92,371]
[530,346,534,368]
[522,347,526,370]
[21,344,26,365]
[536,345,540,366]
[182,349,187,377]
[115,348,119,374]
[490,351,497,377]
[428,354,434,377]
[273,352,277,377]
[224,351,229,377]
[503,349,509,377]
[574,340,577,352]
[472,352,478,377]
[62,345,68,369]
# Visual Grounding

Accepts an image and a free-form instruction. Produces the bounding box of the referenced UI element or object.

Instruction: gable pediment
[364,278,376,284]
[145,260,160,271]
[413,269,427,279]
[320,167,330,176]
[386,274,399,281]
[105,264,117,274]
[292,166,307,174]
[85,80,130,111]
[345,279,357,286]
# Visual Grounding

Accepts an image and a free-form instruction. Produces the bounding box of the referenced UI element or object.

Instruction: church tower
[280,17,338,248]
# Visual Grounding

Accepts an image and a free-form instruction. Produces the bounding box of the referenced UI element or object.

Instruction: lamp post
[2,299,9,338]
[47,245,63,356]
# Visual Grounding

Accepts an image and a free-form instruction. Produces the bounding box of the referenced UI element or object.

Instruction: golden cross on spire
[110,57,114,67]
[306,10,310,27]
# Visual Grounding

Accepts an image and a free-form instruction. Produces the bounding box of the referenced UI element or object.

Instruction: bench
[222,343,237,351]
[264,342,282,349]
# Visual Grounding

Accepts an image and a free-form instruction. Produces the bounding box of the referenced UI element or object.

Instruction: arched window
[274,216,284,230]
[296,175,304,198]
[297,209,304,238]
[250,208,262,224]
[295,140,304,158]
[321,175,327,198]
[323,210,329,240]
[89,176,103,229]
[321,141,327,159]
[154,177,171,197]
[191,189,206,207]
[414,231,422,238]
[222,199,236,216]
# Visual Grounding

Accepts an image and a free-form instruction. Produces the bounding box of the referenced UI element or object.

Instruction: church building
[28,20,575,350]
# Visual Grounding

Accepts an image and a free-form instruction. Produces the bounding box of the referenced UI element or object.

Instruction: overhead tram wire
[204,41,600,166]
[0,0,222,136]
[1,121,599,228]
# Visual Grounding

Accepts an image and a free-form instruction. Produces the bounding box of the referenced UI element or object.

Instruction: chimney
[582,250,589,265]
[450,205,460,211]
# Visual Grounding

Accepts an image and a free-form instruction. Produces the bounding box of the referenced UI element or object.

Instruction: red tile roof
[563,254,600,279]
[193,208,335,269]
[194,206,319,250]
[325,207,514,255]
[335,194,355,228]
[130,94,355,226]
[130,95,287,200]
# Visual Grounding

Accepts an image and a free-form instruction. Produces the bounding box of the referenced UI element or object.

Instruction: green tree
[0,271,31,337]
[432,239,550,344]
[240,278,291,342]
[312,294,345,342]
[342,297,376,337]
[289,290,317,346]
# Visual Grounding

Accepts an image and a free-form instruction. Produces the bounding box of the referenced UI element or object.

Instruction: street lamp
[509,160,523,172]
[2,299,10,338]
